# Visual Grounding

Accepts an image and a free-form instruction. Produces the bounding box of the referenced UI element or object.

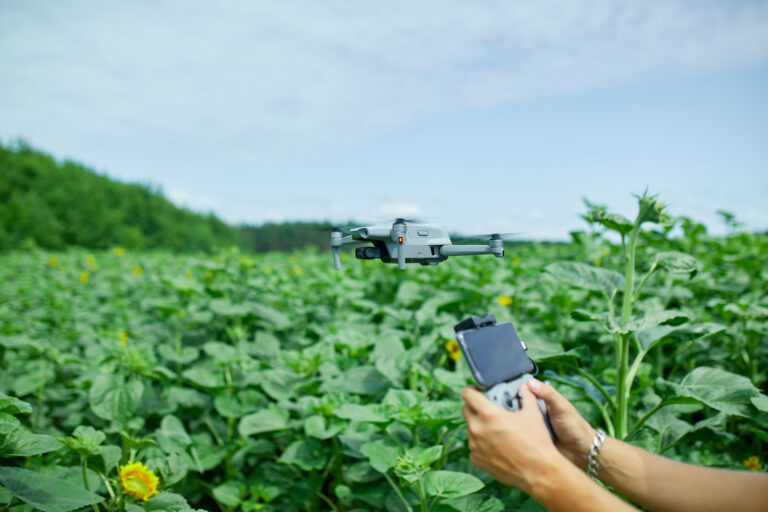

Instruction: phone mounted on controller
[454,313,555,441]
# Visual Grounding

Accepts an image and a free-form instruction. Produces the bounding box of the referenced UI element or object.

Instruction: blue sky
[1,1,767,239]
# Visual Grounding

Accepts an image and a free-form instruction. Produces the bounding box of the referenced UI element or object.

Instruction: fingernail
[528,378,541,391]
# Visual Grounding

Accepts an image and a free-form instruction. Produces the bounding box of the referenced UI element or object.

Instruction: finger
[461,386,488,414]
[518,381,544,419]
[461,403,475,422]
[527,379,570,414]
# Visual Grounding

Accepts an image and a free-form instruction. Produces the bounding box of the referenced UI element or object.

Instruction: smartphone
[456,322,533,388]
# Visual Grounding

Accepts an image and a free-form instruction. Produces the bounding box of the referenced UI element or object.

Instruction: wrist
[522,448,570,497]
[567,423,597,471]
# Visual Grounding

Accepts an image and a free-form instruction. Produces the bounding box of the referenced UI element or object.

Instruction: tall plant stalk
[615,226,640,439]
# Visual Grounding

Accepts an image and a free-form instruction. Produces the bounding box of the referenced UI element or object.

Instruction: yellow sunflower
[120,461,159,501]
[743,456,761,472]
[445,340,462,361]
[497,296,513,307]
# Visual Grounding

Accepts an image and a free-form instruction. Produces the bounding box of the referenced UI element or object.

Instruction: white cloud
[2,0,768,152]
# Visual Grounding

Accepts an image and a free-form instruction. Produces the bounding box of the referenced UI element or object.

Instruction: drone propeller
[393,217,422,224]
[453,232,525,241]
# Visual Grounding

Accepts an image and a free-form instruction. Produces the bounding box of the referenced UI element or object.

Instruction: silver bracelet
[587,428,606,481]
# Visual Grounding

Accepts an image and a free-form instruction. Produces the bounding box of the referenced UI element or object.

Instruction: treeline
[0,142,240,251]
[0,142,351,253]
[240,222,346,252]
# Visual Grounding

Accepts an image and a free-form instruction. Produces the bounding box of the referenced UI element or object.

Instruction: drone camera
[355,247,381,260]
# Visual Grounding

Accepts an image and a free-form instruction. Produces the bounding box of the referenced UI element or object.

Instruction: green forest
[0,142,338,253]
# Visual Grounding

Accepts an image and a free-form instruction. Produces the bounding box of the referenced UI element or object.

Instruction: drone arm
[438,245,496,257]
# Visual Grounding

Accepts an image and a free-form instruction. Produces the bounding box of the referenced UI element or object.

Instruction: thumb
[527,378,570,415]
[518,380,543,418]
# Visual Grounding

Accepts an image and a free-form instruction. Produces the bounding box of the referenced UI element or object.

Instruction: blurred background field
[1,2,767,511]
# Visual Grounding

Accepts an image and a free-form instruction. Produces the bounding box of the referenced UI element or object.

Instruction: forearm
[528,456,638,512]
[597,437,768,512]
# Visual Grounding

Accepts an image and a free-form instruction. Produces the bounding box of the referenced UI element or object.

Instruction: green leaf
[374,333,406,386]
[751,395,768,413]
[252,303,292,330]
[569,310,620,333]
[659,367,760,417]
[213,389,264,419]
[423,470,484,498]
[343,461,381,483]
[636,322,725,351]
[0,465,103,512]
[654,251,698,276]
[0,429,63,457]
[99,445,122,473]
[319,366,388,395]
[147,452,188,486]
[443,495,504,512]
[303,415,343,440]
[0,394,33,415]
[600,213,634,235]
[62,426,105,458]
[0,414,20,435]
[89,374,143,424]
[238,408,289,436]
[395,281,422,307]
[182,363,226,390]
[212,481,246,507]
[0,485,11,504]
[144,492,195,511]
[334,403,390,423]
[546,262,624,298]
[626,310,689,333]
[417,445,443,466]
[156,415,192,454]
[278,439,327,471]
[157,345,199,365]
[361,439,399,474]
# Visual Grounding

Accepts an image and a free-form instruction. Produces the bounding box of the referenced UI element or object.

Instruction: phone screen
[457,322,532,388]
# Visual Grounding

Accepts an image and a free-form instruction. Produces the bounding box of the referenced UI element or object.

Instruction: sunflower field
[0,196,767,512]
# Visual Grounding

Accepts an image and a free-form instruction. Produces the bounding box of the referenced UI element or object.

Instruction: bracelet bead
[587,428,606,481]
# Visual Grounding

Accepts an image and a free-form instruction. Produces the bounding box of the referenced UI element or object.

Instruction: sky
[1,0,767,239]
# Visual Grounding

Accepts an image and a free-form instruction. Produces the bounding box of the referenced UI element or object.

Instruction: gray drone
[331,218,513,270]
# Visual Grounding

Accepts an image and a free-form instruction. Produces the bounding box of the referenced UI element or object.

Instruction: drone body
[331,218,506,270]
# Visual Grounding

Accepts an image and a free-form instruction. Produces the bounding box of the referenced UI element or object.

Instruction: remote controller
[454,314,556,442]
[483,372,555,441]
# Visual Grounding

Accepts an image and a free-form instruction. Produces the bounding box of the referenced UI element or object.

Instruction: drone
[330,218,514,270]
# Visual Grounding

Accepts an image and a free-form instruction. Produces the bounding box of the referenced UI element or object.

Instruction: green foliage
[0,193,766,511]
[0,142,239,252]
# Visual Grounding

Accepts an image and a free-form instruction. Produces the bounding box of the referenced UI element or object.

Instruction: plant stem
[549,376,615,437]
[82,458,101,512]
[615,225,640,439]
[174,321,183,386]
[633,264,658,301]
[34,382,45,431]
[575,368,615,410]
[418,479,428,512]
[384,474,413,512]
[317,492,339,512]
[631,400,668,433]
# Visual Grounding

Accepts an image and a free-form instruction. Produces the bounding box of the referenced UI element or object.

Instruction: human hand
[527,379,595,471]
[461,383,564,493]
